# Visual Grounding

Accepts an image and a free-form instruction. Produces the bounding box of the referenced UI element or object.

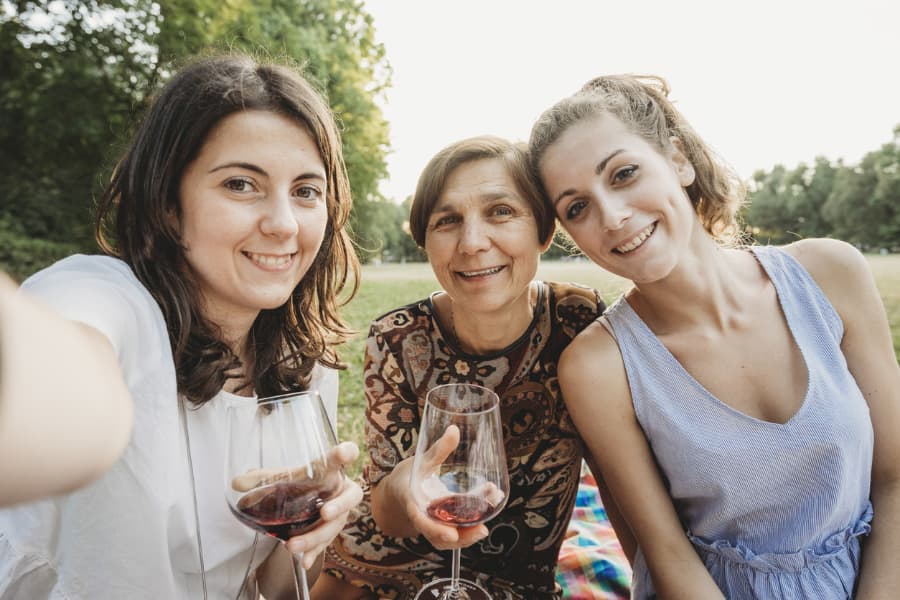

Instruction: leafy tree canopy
[0,0,392,278]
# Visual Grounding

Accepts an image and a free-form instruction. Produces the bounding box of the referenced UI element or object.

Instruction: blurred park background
[2,1,898,474]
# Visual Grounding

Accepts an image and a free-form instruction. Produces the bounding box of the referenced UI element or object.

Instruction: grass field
[335,255,900,477]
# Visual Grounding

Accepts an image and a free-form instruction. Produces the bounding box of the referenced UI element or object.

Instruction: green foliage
[0,1,156,255]
[0,216,80,281]
[744,130,900,249]
[823,139,900,249]
[1,0,391,277]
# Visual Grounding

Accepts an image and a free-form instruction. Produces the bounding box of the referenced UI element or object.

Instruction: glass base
[414,577,491,600]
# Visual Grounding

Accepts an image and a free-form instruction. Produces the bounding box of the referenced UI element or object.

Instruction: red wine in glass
[230,480,336,541]
[225,390,345,600]
[411,383,509,600]
[426,494,497,526]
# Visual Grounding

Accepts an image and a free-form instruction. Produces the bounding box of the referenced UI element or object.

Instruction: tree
[744,165,793,243]
[0,0,392,278]
[823,135,900,250]
[0,0,160,275]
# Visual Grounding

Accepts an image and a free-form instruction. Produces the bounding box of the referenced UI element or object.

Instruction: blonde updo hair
[530,75,746,244]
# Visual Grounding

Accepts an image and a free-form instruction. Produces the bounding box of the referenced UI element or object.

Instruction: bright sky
[362,0,900,202]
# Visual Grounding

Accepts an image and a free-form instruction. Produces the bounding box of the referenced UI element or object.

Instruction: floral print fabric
[323,281,604,599]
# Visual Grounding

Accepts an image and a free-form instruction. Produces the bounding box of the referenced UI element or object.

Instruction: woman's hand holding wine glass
[410,383,509,600]
[225,391,362,600]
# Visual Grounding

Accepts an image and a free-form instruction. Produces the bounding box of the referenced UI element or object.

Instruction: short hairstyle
[530,74,745,244]
[408,135,554,248]
[96,54,359,405]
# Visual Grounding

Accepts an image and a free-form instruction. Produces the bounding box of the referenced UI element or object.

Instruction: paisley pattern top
[323,281,604,599]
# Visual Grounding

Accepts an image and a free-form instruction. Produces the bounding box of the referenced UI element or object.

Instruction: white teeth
[246,252,293,267]
[615,224,656,254]
[460,266,503,277]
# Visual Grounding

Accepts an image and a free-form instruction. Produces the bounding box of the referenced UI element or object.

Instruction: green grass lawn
[335,256,900,477]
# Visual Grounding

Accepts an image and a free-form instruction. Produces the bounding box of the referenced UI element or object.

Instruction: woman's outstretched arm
[0,272,132,506]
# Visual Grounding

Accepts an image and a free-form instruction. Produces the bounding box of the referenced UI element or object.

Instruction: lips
[457,265,505,278]
[243,251,296,267]
[613,223,656,254]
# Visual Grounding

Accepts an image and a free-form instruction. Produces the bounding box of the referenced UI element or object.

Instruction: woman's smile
[242,251,297,270]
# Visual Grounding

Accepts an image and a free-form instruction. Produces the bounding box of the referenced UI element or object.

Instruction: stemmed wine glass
[411,383,509,600]
[225,390,344,600]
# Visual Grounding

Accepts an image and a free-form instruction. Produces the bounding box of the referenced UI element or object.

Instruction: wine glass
[225,390,344,600]
[411,383,509,600]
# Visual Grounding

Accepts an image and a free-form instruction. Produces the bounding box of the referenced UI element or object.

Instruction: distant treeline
[1,3,897,282]
[743,128,900,250]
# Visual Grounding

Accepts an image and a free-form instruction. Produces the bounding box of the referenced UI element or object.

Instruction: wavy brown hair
[96,54,359,406]
[529,74,746,244]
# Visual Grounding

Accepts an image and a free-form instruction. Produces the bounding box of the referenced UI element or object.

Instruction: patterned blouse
[323,281,605,599]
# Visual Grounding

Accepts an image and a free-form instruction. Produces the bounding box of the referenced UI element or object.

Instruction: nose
[457,218,491,255]
[596,191,631,232]
[260,190,299,238]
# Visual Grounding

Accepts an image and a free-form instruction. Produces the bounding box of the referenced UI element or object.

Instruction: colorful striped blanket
[556,463,632,599]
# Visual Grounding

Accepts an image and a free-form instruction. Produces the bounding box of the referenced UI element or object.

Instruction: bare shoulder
[781,238,874,306]
[782,238,869,282]
[559,319,631,412]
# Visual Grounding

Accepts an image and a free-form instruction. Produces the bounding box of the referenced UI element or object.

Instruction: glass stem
[290,548,310,600]
[450,547,461,594]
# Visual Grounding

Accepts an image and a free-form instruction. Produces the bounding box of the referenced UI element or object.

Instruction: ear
[668,136,696,187]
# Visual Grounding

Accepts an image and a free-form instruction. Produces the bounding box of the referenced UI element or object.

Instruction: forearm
[644,543,725,600]
[856,479,900,599]
[586,457,637,564]
[0,274,133,505]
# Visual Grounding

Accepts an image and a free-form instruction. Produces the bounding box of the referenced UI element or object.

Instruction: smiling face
[424,158,547,316]
[178,110,328,334]
[539,114,697,284]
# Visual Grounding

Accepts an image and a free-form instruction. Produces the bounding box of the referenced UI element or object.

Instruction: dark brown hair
[408,135,554,248]
[530,75,745,244]
[96,54,359,405]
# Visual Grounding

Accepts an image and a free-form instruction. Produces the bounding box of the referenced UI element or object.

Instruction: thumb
[422,425,460,471]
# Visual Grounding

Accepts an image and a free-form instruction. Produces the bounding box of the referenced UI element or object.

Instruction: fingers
[406,492,489,551]
[231,442,360,492]
[422,425,460,471]
[474,481,506,507]
[413,514,489,551]
[285,477,363,570]
[327,441,360,469]
[231,468,285,492]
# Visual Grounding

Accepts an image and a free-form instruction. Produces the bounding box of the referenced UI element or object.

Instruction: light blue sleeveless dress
[603,246,874,599]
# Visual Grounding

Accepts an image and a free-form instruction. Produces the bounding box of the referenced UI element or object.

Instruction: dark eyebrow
[552,149,626,206]
[209,162,266,175]
[208,162,326,183]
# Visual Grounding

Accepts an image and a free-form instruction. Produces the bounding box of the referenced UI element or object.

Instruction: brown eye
[294,185,323,202]
[431,215,460,229]
[224,177,254,192]
[613,165,637,184]
[564,199,587,221]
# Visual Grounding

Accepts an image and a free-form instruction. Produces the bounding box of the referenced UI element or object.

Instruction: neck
[628,244,763,334]
[447,283,537,355]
